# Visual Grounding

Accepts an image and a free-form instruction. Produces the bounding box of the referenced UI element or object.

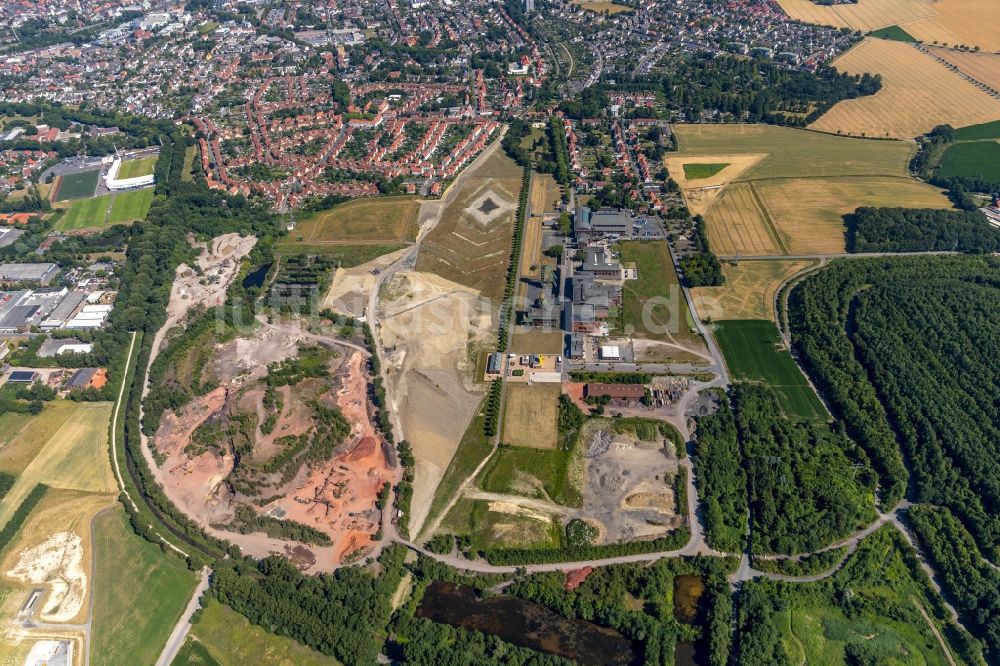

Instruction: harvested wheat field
[754,176,951,253]
[529,172,561,216]
[663,153,766,215]
[705,183,782,257]
[521,215,543,279]
[776,0,933,33]
[502,384,561,450]
[902,0,1000,52]
[692,260,817,322]
[811,39,1000,139]
[927,47,1000,91]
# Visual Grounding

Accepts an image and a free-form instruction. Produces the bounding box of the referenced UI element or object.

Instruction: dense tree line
[678,215,724,287]
[587,53,879,126]
[908,505,999,659]
[214,505,332,546]
[210,545,407,665]
[0,484,48,554]
[789,257,1000,557]
[847,206,1000,253]
[695,385,875,555]
[481,526,689,565]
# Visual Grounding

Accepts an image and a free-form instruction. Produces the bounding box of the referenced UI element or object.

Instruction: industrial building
[574,205,635,241]
[0,262,59,285]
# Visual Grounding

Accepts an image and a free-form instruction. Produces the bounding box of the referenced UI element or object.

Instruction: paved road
[155,568,211,666]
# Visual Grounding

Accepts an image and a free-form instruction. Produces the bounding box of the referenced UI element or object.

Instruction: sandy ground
[378,271,493,535]
[323,247,411,316]
[6,532,85,623]
[663,154,767,216]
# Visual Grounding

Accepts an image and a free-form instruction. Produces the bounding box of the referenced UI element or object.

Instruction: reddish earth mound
[565,566,593,590]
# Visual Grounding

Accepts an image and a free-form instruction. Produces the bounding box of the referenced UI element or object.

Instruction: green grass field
[441,498,563,551]
[953,119,1000,141]
[755,527,962,666]
[273,241,408,267]
[290,197,421,243]
[714,319,826,421]
[53,169,100,201]
[91,507,197,666]
[673,124,915,180]
[181,146,197,182]
[117,156,157,179]
[937,140,1000,184]
[108,188,154,224]
[683,163,730,180]
[478,443,583,508]
[869,25,916,42]
[619,240,704,350]
[55,195,111,231]
[184,598,341,666]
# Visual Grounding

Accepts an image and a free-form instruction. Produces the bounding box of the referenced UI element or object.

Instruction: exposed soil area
[378,271,493,535]
[581,422,682,543]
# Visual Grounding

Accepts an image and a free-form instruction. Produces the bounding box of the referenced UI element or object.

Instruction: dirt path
[154,567,210,666]
[912,595,957,666]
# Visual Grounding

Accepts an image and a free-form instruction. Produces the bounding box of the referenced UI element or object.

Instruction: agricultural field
[440,498,562,551]
[286,197,421,246]
[477,442,584,508]
[927,47,1000,91]
[671,125,952,257]
[116,156,157,179]
[528,172,560,216]
[570,0,632,14]
[182,598,341,666]
[691,259,818,322]
[90,508,197,666]
[0,402,115,529]
[52,169,99,201]
[618,240,705,354]
[415,149,523,303]
[937,140,1000,184]
[714,319,827,421]
[953,120,1000,141]
[810,38,1000,139]
[107,189,154,224]
[682,162,730,180]
[55,195,111,231]
[501,384,561,449]
[743,527,966,666]
[777,0,1000,51]
[869,25,916,42]
[509,329,565,355]
[520,215,543,279]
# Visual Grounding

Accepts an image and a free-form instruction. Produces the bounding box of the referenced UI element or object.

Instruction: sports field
[108,189,154,224]
[53,170,99,201]
[91,507,197,666]
[185,598,341,666]
[683,163,729,180]
[619,241,705,353]
[714,319,826,421]
[501,384,560,449]
[56,195,111,230]
[117,156,157,179]
[691,259,817,322]
[416,149,523,303]
[0,402,115,529]
[937,140,1000,184]
[671,125,951,257]
[289,197,421,244]
[810,39,1000,139]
